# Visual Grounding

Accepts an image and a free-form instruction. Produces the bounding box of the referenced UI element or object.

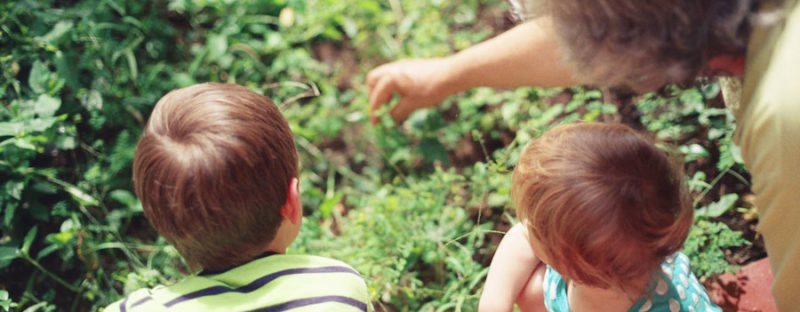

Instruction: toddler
[479,122,720,312]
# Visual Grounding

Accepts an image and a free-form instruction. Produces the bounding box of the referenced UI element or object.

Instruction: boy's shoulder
[104,254,370,312]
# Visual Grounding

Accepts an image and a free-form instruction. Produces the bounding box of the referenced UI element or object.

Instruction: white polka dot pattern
[663,266,673,279]
[669,298,681,312]
[638,299,652,312]
[656,278,668,295]
[540,252,721,312]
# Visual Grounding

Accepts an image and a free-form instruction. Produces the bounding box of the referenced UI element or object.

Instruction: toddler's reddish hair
[512,122,692,290]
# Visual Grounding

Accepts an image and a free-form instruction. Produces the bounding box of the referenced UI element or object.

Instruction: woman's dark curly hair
[510,0,757,92]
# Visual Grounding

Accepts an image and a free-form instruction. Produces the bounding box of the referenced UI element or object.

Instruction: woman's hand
[366,58,457,125]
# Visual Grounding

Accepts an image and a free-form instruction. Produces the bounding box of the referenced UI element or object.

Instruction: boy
[106,83,371,311]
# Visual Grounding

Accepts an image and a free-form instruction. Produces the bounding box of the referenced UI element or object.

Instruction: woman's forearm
[441,17,580,94]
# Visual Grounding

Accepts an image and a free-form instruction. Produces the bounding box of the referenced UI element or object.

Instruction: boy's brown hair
[133,83,298,271]
[512,123,692,290]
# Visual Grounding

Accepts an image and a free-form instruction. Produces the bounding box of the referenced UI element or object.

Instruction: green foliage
[683,219,749,278]
[0,290,18,312]
[638,83,750,277]
[294,165,502,310]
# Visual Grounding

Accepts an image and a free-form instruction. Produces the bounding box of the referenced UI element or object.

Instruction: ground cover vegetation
[1,0,755,311]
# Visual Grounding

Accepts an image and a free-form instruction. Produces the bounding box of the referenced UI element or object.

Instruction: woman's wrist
[434,55,471,97]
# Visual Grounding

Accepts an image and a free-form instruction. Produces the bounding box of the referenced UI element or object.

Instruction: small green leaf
[65,185,99,206]
[319,192,344,218]
[54,135,77,150]
[28,61,49,94]
[728,143,744,165]
[36,244,61,261]
[81,89,103,110]
[697,194,739,219]
[13,138,37,150]
[35,21,74,44]
[418,137,449,165]
[21,301,48,312]
[4,181,24,200]
[3,202,16,228]
[21,226,38,255]
[109,189,138,207]
[31,182,58,195]
[125,49,138,80]
[207,34,228,61]
[0,247,20,268]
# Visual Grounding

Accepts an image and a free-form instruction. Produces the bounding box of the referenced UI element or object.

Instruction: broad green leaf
[697,194,739,219]
[0,122,23,137]
[28,61,49,94]
[23,116,59,133]
[34,94,60,117]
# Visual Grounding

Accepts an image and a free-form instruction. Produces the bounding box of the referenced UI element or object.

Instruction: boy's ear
[280,177,302,225]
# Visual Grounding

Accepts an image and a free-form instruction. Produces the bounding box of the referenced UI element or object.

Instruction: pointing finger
[369,76,397,125]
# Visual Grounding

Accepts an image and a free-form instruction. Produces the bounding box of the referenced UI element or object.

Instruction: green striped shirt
[104,253,371,312]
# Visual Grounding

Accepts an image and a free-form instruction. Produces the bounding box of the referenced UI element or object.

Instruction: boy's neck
[566,273,651,312]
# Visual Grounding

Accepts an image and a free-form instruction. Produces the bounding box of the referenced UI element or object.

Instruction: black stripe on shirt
[131,296,154,309]
[248,295,368,312]
[119,295,129,312]
[164,266,362,307]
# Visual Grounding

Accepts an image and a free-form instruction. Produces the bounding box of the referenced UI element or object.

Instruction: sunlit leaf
[34,94,60,117]
[35,21,74,44]
[697,194,739,219]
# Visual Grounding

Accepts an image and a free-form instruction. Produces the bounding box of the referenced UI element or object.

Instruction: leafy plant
[682,218,749,278]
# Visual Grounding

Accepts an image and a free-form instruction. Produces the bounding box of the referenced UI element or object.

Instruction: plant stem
[21,253,80,293]
[693,165,733,207]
